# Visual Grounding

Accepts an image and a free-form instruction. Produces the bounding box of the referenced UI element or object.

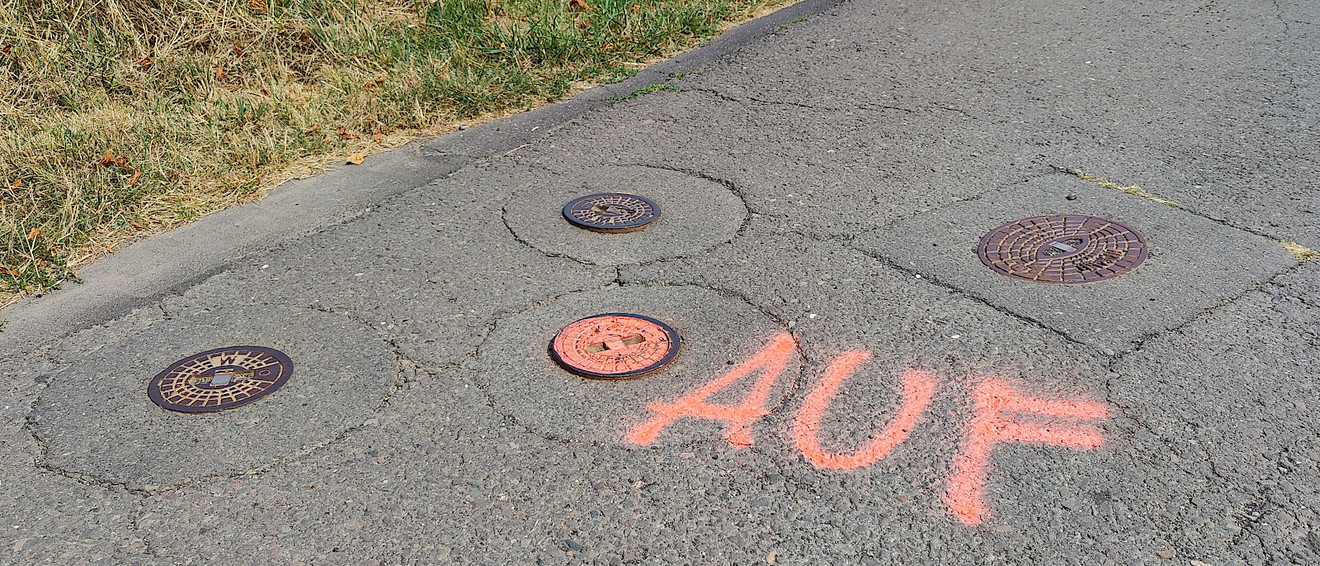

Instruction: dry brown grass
[1,0,793,309]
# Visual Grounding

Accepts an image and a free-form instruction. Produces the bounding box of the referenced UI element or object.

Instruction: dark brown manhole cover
[562,193,660,233]
[977,214,1147,284]
[551,314,680,379]
[147,346,294,413]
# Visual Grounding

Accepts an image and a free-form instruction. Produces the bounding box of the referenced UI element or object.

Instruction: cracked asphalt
[3,0,1319,564]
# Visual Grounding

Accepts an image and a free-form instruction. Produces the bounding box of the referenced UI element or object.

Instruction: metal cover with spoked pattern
[976,214,1147,284]
[562,193,660,233]
[550,313,680,379]
[147,346,294,413]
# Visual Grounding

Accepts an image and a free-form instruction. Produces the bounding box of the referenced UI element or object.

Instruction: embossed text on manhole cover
[551,313,679,379]
[562,193,660,233]
[976,215,1147,284]
[147,346,294,413]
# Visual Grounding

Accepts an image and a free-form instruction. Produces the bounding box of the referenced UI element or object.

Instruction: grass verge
[0,0,792,308]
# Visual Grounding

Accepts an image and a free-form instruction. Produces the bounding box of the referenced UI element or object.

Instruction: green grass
[0,0,792,305]
[776,14,807,29]
[610,81,678,104]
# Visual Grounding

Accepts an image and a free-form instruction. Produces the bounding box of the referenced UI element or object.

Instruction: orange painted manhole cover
[551,313,680,379]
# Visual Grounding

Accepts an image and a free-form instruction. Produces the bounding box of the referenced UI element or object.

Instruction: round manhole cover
[562,193,660,233]
[977,214,1147,284]
[551,313,680,379]
[147,346,294,413]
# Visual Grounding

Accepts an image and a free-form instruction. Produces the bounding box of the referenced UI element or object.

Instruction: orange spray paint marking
[625,333,797,448]
[793,351,938,469]
[946,379,1109,525]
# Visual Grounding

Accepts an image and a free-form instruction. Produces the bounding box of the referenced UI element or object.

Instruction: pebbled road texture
[2,0,1318,564]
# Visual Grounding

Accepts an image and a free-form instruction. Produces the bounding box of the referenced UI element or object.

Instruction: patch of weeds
[610,82,679,104]
[1070,171,1182,208]
[1281,242,1320,264]
[776,15,809,30]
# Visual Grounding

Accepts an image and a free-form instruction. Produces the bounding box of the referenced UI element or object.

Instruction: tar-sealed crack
[685,85,970,118]
[1108,261,1317,367]
[1060,165,1317,251]
[844,243,1097,353]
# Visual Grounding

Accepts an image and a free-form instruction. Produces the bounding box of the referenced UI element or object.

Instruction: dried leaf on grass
[372,132,383,144]
[346,153,366,165]
[569,0,590,11]
[303,124,321,134]
[26,228,41,241]
[98,150,115,167]
[127,170,142,186]
[8,179,19,190]
[137,56,153,69]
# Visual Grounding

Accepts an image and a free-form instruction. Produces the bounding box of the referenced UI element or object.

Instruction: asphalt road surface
[3,0,1318,564]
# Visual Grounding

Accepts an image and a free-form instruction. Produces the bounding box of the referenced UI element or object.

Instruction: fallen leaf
[260,88,270,96]
[26,227,40,241]
[137,56,153,70]
[1,44,11,55]
[498,42,507,49]
[249,0,265,13]
[631,3,640,11]
[603,43,615,51]
[568,0,589,11]
[346,152,366,165]
[126,169,141,186]
[303,124,321,134]
[8,179,19,189]
[215,66,226,80]
[114,155,129,167]
[99,150,115,167]
[0,263,14,276]
[373,76,386,85]
[337,126,360,140]
[234,45,249,57]
[372,132,383,144]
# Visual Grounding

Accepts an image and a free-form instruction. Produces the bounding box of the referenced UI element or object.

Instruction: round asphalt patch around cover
[478,285,800,444]
[31,302,396,490]
[503,165,746,265]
